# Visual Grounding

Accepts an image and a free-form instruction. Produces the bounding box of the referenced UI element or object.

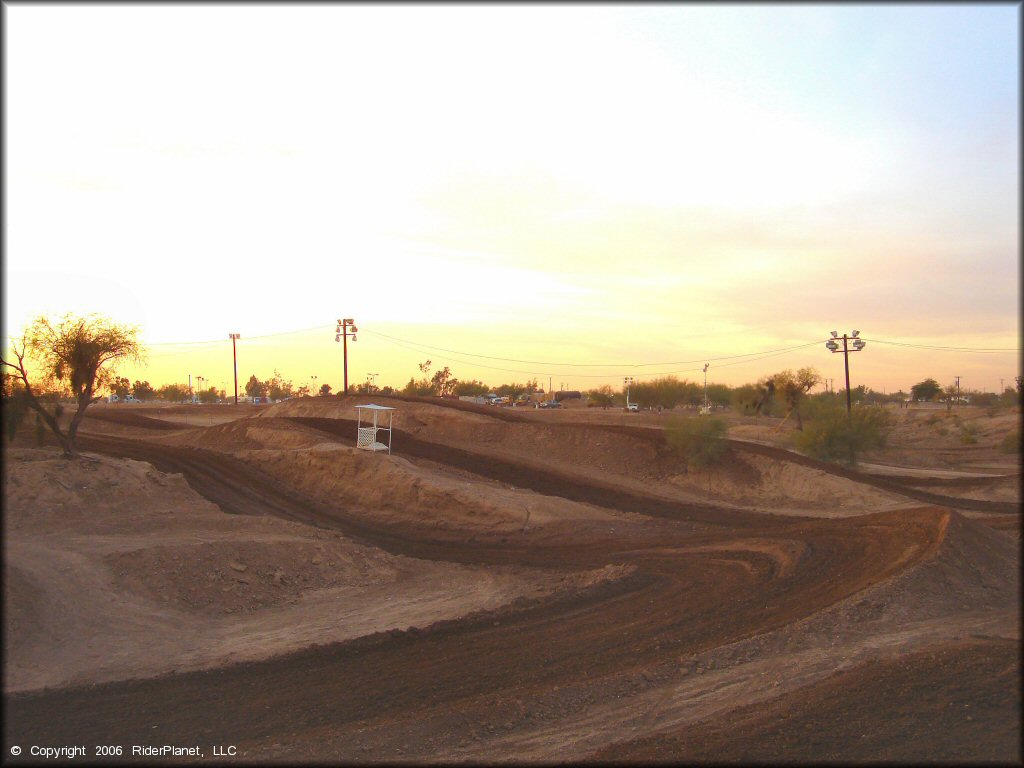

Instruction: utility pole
[311,375,318,397]
[229,333,240,405]
[335,319,357,394]
[702,363,709,415]
[624,376,634,409]
[955,375,960,409]
[825,330,867,465]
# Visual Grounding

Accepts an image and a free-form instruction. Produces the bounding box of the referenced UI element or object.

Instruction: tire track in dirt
[5,426,959,760]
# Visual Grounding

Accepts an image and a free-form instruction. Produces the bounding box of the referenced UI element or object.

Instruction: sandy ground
[4,448,626,693]
[3,394,1020,763]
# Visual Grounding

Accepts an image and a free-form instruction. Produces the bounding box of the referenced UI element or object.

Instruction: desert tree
[318,383,333,397]
[267,369,293,401]
[1,314,143,457]
[110,376,132,400]
[244,374,267,399]
[910,378,942,402]
[453,379,490,397]
[157,383,189,403]
[770,368,822,430]
[586,385,616,408]
[132,380,156,400]
[430,366,457,396]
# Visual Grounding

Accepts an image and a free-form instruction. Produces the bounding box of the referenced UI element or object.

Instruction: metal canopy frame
[354,404,395,453]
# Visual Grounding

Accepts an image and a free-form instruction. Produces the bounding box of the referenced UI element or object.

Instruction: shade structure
[354,404,395,453]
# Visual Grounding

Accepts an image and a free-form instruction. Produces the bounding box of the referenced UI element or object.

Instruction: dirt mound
[2,448,224,534]
[256,399,906,514]
[4,448,635,693]
[263,394,504,432]
[680,509,1020,675]
[239,444,622,536]
[105,536,401,616]
[84,409,184,430]
[156,416,330,451]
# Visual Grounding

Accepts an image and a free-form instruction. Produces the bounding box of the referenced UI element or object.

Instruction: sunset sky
[5,4,1019,396]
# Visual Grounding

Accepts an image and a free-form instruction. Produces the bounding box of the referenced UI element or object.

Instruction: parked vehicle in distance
[123,394,141,404]
[538,400,562,409]
[627,403,639,412]
[493,396,511,406]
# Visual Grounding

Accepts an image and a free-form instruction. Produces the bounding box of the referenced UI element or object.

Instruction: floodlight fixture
[830,331,838,338]
[851,330,860,338]
[336,334,341,342]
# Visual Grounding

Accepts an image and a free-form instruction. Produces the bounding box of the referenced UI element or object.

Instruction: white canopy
[354,404,395,453]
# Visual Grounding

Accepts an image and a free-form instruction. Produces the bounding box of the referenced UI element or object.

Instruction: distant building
[554,390,582,402]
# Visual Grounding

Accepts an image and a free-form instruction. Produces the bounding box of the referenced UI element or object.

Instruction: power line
[862,338,1019,353]
[361,328,822,368]
[371,332,821,380]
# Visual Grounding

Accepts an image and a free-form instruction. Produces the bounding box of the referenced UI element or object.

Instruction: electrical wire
[862,338,1019,353]
[361,328,822,368]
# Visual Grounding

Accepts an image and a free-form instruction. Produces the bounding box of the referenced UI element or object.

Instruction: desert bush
[664,416,727,470]
[999,430,1021,453]
[793,405,893,464]
[959,424,979,444]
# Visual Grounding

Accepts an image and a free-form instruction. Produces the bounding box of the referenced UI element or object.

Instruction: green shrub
[793,405,893,464]
[959,424,979,444]
[665,416,728,470]
[999,430,1021,453]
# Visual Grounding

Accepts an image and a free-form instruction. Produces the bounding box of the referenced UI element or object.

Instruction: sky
[4,3,1020,396]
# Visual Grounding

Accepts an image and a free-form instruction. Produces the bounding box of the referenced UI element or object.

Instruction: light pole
[196,376,205,404]
[702,363,709,415]
[228,333,240,405]
[825,330,867,416]
[335,318,357,394]
[825,330,867,465]
[368,372,379,393]
[310,375,318,397]
[624,376,634,409]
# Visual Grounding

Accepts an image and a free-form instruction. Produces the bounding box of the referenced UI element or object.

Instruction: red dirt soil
[3,395,1019,763]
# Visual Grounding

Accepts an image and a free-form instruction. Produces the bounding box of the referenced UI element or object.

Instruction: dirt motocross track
[4,395,1020,763]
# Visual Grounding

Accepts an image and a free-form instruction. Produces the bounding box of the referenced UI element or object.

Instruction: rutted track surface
[6,425,969,761]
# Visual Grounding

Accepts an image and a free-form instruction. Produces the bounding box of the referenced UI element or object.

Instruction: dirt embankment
[3,449,627,693]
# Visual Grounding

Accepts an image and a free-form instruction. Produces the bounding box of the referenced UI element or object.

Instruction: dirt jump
[4,395,1020,763]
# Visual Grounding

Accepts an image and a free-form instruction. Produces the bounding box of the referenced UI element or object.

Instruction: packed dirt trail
[4,396,1020,763]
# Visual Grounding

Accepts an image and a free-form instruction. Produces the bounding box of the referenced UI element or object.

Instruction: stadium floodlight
[830,331,838,338]
[851,330,860,338]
